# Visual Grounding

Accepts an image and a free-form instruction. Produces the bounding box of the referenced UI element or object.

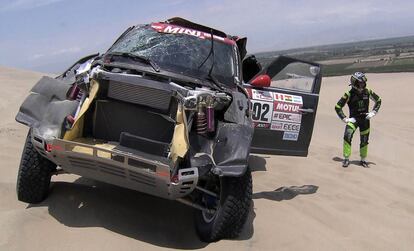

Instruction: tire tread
[16,131,55,203]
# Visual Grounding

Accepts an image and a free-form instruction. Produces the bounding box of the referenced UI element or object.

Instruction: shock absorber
[206,95,215,132]
[196,104,207,135]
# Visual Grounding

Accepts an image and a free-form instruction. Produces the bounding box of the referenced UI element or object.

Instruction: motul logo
[275,102,300,113]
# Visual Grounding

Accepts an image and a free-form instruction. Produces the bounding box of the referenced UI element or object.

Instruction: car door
[243,56,322,156]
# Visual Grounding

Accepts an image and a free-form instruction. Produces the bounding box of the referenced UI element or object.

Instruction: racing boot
[360,159,369,168]
[342,158,350,168]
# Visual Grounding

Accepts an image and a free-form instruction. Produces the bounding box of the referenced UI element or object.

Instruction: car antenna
[198,30,223,90]
[207,30,215,78]
[197,30,214,70]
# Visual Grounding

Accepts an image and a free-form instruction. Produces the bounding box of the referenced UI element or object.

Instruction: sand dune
[0,67,413,250]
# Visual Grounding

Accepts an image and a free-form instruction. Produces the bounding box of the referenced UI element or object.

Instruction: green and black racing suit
[335,87,381,159]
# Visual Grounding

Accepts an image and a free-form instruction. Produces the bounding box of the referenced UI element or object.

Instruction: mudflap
[211,122,254,176]
[189,124,253,177]
[213,90,253,177]
[15,76,79,139]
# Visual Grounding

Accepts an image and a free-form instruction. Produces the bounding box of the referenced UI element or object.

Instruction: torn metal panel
[15,76,78,139]
[224,91,250,125]
[56,53,99,82]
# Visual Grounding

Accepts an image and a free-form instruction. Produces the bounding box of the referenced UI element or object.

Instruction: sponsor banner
[273,92,303,104]
[150,23,235,45]
[271,122,301,132]
[272,111,302,123]
[274,101,301,113]
[254,122,270,129]
[283,132,299,141]
[251,100,273,123]
[251,89,273,102]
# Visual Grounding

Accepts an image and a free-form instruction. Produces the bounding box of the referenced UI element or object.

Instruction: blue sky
[1,0,414,73]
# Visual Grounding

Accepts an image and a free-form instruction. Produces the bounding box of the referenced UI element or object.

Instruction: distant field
[321,58,414,76]
[256,35,414,77]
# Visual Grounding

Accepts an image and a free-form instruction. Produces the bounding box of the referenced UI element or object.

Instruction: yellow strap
[360,128,370,135]
[347,122,356,131]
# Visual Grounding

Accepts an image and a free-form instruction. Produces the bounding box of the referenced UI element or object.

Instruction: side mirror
[250,74,271,88]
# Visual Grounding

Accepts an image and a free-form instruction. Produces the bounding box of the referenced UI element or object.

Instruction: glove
[366,111,376,120]
[343,117,356,124]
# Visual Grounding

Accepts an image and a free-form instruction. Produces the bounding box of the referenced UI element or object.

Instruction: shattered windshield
[107,25,236,87]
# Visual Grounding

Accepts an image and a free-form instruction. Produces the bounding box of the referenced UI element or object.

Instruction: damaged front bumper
[33,135,199,200]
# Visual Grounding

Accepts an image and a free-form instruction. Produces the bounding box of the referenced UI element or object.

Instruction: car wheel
[195,168,252,242]
[16,130,56,203]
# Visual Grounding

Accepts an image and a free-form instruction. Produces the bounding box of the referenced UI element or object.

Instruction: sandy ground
[0,66,413,250]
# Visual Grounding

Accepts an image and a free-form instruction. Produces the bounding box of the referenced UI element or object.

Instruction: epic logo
[272,112,302,123]
[278,113,292,120]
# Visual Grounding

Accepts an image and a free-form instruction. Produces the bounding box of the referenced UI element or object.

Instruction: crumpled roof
[166,17,229,39]
[165,17,247,59]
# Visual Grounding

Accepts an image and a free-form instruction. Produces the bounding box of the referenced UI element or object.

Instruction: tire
[195,168,252,242]
[16,131,56,203]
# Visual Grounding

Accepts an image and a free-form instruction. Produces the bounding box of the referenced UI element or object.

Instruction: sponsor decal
[283,132,299,141]
[282,122,301,132]
[292,96,303,104]
[251,100,273,123]
[270,122,301,132]
[254,122,270,129]
[272,111,302,123]
[252,89,273,101]
[270,122,283,131]
[273,92,303,104]
[274,101,301,113]
[151,23,235,45]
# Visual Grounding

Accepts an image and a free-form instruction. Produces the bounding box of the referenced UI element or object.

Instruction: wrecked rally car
[15,17,322,242]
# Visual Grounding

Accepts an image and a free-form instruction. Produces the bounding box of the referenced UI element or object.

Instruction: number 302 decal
[251,100,273,123]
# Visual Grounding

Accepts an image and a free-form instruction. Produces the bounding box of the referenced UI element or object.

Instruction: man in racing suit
[335,72,381,167]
